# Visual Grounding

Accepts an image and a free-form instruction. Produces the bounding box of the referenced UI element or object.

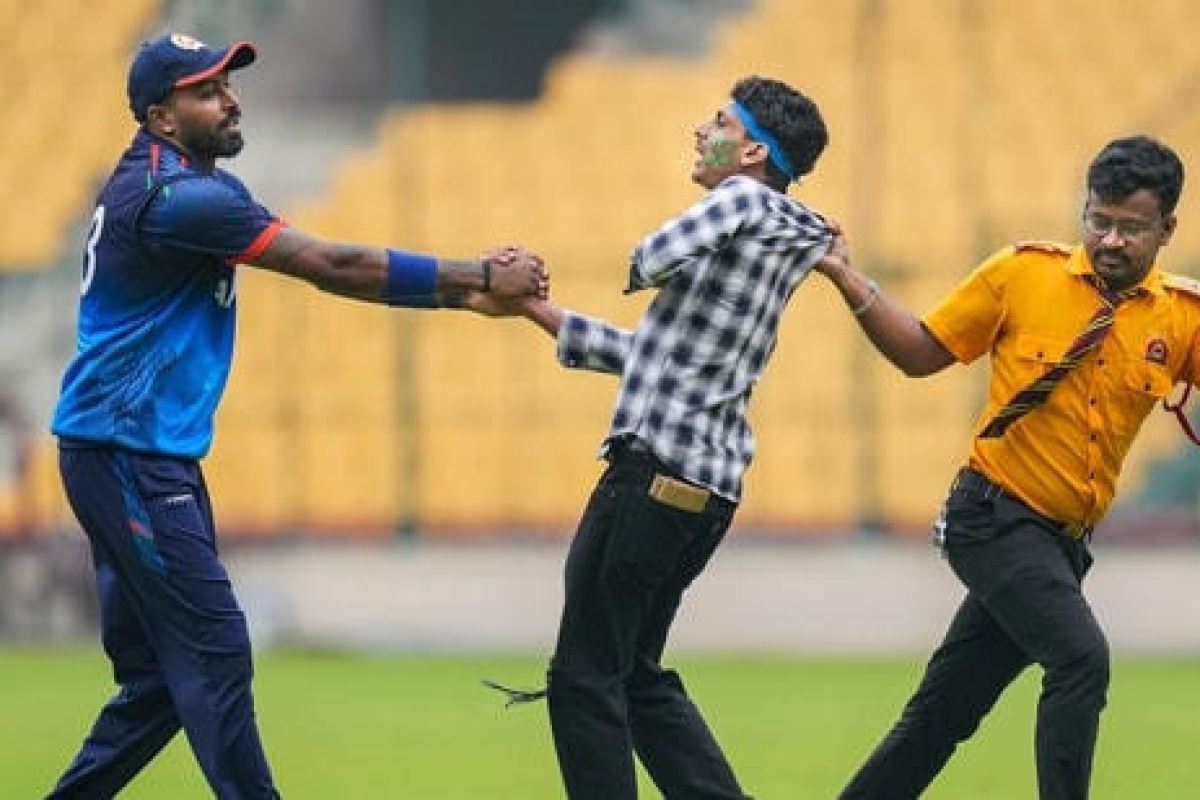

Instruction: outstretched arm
[467,292,630,376]
[250,227,547,307]
[467,292,564,336]
[816,222,955,377]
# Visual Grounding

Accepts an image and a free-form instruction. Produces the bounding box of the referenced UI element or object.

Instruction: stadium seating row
[0,0,156,268]
[4,0,1200,537]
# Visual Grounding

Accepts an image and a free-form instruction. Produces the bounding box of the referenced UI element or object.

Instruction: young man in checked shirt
[479,76,833,798]
[817,136,1198,799]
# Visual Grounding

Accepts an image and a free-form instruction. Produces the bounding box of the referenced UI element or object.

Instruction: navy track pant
[48,442,279,799]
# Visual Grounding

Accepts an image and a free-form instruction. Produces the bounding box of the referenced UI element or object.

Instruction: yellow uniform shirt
[923,242,1200,527]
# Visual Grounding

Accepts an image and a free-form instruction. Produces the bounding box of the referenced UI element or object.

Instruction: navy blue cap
[127,33,257,122]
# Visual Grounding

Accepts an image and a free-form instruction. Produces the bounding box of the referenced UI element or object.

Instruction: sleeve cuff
[227,219,285,267]
[919,315,968,363]
[556,311,590,367]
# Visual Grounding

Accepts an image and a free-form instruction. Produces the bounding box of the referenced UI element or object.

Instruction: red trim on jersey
[227,219,285,267]
[150,143,161,175]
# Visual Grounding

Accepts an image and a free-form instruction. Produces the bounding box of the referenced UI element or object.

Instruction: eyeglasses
[1081,211,1159,241]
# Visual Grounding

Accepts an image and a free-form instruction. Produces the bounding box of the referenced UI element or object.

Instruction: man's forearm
[253,228,544,306]
[823,264,955,378]
[525,301,564,338]
[824,263,879,317]
[435,258,489,292]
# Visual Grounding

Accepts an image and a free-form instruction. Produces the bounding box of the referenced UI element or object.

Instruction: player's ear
[1160,214,1177,245]
[147,102,177,136]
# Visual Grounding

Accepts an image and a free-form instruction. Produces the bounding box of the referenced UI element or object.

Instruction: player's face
[163,73,245,163]
[692,104,752,189]
[1081,188,1175,291]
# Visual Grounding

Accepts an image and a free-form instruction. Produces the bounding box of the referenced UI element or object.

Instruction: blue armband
[386,249,439,308]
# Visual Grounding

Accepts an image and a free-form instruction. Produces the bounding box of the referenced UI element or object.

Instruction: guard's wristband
[386,248,438,308]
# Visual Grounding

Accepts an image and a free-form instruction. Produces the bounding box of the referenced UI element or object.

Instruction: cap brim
[175,41,257,87]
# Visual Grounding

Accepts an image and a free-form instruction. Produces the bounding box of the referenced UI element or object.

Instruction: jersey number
[215,272,238,309]
[81,205,105,296]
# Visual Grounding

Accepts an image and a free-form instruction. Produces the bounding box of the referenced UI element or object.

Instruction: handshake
[465,245,552,319]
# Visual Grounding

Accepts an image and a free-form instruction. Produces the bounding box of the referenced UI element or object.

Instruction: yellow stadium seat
[197,0,1200,537]
[0,2,158,269]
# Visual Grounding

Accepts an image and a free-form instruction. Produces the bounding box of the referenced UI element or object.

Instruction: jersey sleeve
[921,248,1011,364]
[140,173,283,266]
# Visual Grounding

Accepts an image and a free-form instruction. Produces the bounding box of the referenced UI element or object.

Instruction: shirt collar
[1065,245,1166,298]
[135,127,213,174]
[136,127,183,155]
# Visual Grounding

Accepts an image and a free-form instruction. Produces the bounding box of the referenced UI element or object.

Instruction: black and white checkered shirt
[556,175,832,502]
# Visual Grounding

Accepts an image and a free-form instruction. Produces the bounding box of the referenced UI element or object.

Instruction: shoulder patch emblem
[1145,338,1169,366]
[1013,240,1071,256]
[170,33,205,50]
[1163,273,1200,298]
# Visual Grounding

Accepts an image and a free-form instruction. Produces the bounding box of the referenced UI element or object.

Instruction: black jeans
[842,471,1108,800]
[546,447,749,800]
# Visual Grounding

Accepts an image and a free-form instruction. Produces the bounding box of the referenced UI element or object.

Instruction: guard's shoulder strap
[1162,272,1200,299]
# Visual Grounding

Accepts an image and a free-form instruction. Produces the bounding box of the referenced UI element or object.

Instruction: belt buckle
[932,507,949,558]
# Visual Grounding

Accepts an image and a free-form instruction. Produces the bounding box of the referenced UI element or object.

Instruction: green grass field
[4,649,1198,798]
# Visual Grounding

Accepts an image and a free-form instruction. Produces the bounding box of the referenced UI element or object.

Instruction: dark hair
[731,76,828,190]
[1087,135,1184,216]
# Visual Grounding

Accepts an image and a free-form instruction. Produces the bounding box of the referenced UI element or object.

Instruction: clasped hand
[471,246,550,317]
[483,246,548,298]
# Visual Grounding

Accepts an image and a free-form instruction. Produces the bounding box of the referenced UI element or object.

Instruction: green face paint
[700,136,739,168]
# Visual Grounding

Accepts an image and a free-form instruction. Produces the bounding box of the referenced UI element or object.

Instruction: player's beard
[198,128,245,160]
[180,120,245,161]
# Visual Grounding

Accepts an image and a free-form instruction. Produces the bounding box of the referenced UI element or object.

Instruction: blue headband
[731,100,797,182]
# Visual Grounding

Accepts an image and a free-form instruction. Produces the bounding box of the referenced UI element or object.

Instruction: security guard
[816,135,1198,800]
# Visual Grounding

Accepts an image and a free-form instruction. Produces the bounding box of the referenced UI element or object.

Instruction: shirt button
[1089,433,1098,441]
[1098,358,1106,366]
[1089,398,1097,406]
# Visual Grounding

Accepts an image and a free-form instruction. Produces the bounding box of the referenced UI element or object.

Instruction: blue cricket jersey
[52,129,283,457]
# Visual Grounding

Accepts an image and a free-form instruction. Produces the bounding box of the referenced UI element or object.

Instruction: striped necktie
[979,276,1143,439]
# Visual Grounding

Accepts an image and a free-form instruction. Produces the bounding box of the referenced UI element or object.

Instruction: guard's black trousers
[546,446,750,800]
[842,472,1108,800]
